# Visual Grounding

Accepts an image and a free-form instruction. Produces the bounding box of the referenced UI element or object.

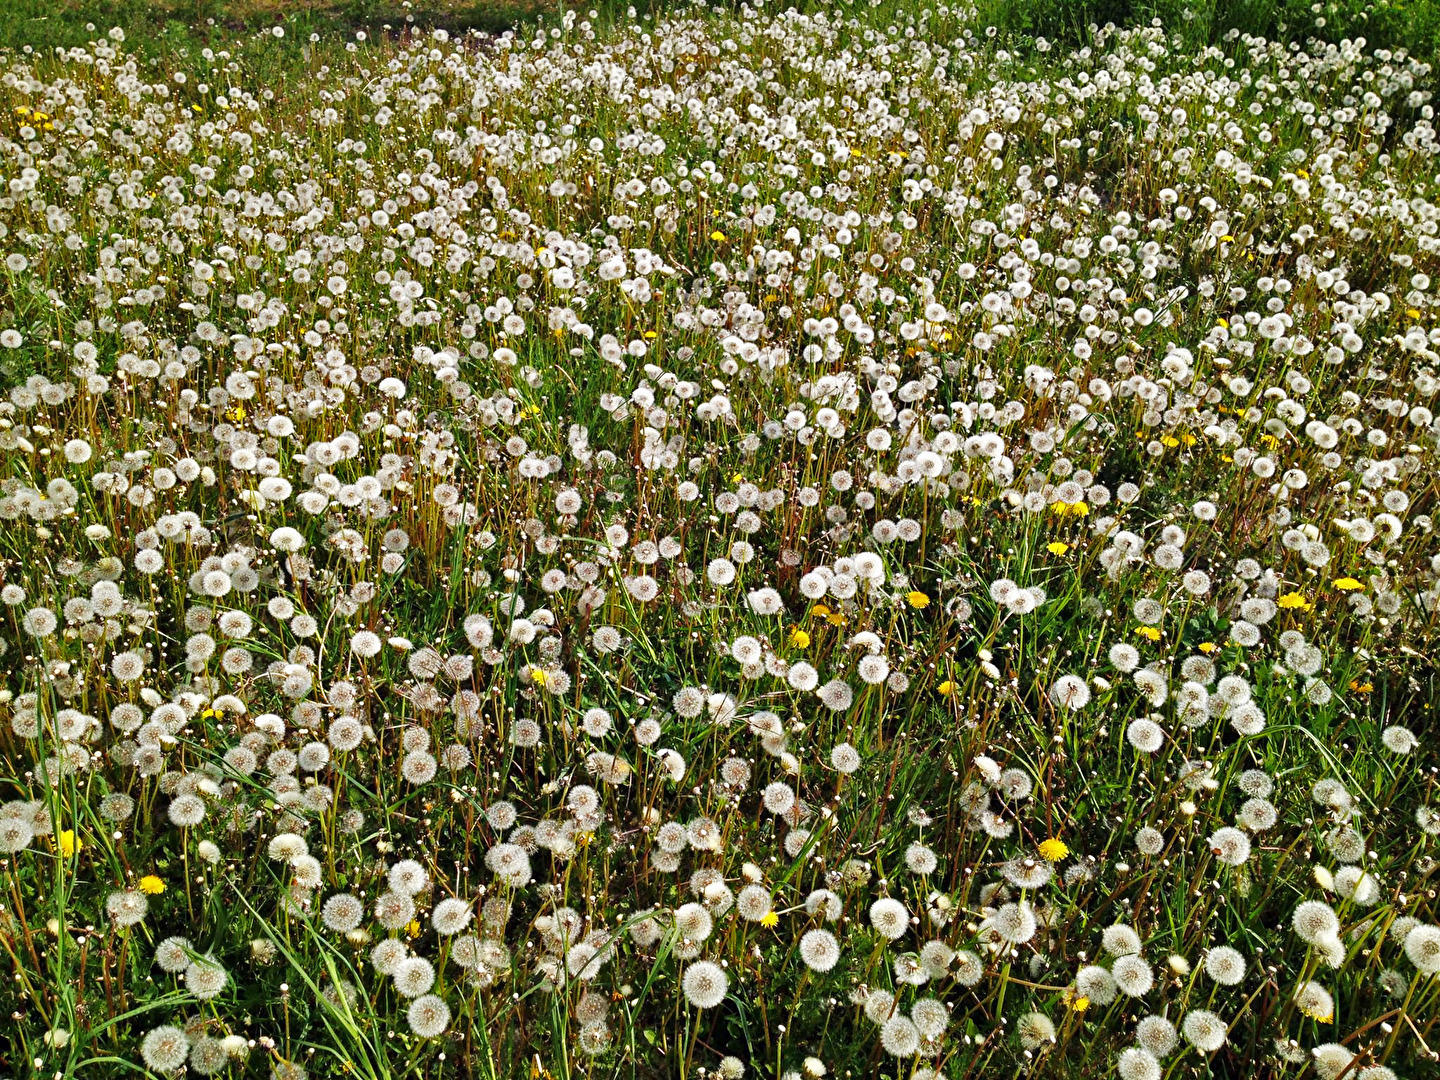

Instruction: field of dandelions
[1,1,1440,1077]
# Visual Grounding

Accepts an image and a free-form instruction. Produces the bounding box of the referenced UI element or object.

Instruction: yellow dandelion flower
[1046,542,1069,555]
[530,669,548,687]
[1197,641,1218,653]
[826,612,846,627]
[759,911,779,928]
[1277,591,1311,610]
[906,591,930,609]
[710,230,726,241]
[789,628,810,648]
[405,920,422,938]
[811,603,831,619]
[139,875,166,895]
[1137,626,1162,642]
[1038,838,1069,862]
[937,680,955,696]
[57,830,82,857]
[1332,577,1363,591]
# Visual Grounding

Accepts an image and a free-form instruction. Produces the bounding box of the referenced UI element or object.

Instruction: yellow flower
[759,911,779,928]
[1332,577,1363,591]
[1277,591,1312,610]
[1220,234,1236,243]
[406,920,422,938]
[1136,626,1161,642]
[937,680,955,696]
[1070,995,1090,1014]
[906,591,930,609]
[826,612,846,627]
[710,230,726,242]
[1038,838,1069,862]
[811,603,831,619]
[730,472,745,483]
[57,830,82,857]
[1407,308,1422,319]
[788,628,810,648]
[1217,317,1229,329]
[1160,435,1179,448]
[1068,501,1089,517]
[530,669,548,687]
[1046,542,1069,555]
[1197,641,1218,653]
[139,875,166,895]
[226,404,246,422]
[1348,679,1374,694]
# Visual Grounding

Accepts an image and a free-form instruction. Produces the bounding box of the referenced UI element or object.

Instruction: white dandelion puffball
[799,929,841,972]
[869,897,910,940]
[681,961,728,1008]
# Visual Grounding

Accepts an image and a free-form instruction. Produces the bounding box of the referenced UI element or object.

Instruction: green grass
[0,0,570,58]
[973,0,1440,62]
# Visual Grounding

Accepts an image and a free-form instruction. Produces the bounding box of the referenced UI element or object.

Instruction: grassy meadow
[0,1,1438,1079]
